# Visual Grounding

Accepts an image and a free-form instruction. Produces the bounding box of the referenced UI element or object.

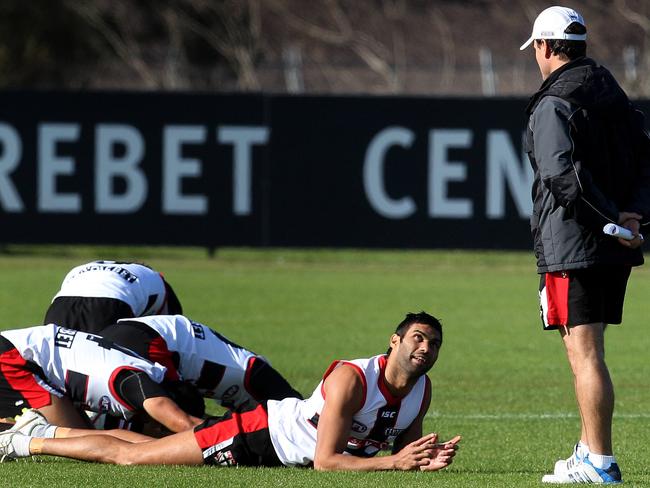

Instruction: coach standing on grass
[1,312,460,472]
[521,5,650,484]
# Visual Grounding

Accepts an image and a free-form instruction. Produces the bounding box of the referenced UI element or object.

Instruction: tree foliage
[0,0,649,96]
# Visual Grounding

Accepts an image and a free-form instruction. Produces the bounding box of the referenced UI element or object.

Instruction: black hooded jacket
[524,57,650,272]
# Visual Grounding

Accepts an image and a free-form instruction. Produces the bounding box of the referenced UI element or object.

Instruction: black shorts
[44,297,135,334]
[193,403,282,467]
[539,266,632,330]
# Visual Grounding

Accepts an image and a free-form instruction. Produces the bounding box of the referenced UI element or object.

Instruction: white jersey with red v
[1,324,165,419]
[267,354,430,466]
[115,315,268,412]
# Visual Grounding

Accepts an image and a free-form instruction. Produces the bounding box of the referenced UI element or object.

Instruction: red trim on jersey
[321,360,367,412]
[194,403,269,449]
[108,366,143,411]
[545,272,570,326]
[377,355,401,405]
[148,336,179,381]
[0,348,52,408]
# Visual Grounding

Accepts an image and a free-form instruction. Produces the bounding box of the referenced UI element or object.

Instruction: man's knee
[113,443,141,465]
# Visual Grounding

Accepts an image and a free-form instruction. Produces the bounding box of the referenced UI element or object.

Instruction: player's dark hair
[535,22,586,60]
[386,311,443,355]
[164,279,183,315]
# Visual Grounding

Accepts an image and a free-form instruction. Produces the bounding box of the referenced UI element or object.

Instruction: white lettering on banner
[2,119,531,223]
[38,123,81,213]
[486,131,533,218]
[1,122,269,215]
[163,125,207,215]
[0,123,23,211]
[428,129,473,218]
[363,126,416,219]
[95,124,147,213]
[218,126,269,216]
[363,127,531,220]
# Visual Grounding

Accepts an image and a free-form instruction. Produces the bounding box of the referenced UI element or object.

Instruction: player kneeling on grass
[44,260,183,334]
[0,324,203,434]
[1,311,461,471]
[99,314,303,412]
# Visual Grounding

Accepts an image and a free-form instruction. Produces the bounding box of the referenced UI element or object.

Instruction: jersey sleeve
[112,369,169,410]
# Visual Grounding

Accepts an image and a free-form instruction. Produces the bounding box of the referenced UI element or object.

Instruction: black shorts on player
[193,403,282,467]
[44,297,135,334]
[539,266,631,330]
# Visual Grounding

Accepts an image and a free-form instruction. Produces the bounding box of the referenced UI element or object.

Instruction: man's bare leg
[37,395,92,429]
[561,323,613,455]
[35,429,204,465]
[56,427,154,443]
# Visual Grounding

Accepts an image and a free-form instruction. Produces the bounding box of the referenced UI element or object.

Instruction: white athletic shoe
[0,431,19,463]
[553,443,584,476]
[542,457,622,484]
[8,409,48,436]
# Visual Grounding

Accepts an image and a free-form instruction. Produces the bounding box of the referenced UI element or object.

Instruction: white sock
[588,452,616,469]
[576,441,589,458]
[30,424,57,438]
[11,434,32,457]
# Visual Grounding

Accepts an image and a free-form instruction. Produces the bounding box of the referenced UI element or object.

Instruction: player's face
[392,323,442,376]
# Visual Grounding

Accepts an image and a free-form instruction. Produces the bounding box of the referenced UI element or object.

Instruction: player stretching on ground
[100,315,302,412]
[1,312,460,471]
[0,324,202,432]
[44,261,183,334]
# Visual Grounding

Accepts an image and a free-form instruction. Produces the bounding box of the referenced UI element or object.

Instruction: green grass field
[0,246,648,487]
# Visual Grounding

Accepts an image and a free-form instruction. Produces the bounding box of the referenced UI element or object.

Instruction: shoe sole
[542,474,561,483]
[541,472,622,484]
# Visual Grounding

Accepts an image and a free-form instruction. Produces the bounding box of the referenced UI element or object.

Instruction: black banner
[1,91,645,249]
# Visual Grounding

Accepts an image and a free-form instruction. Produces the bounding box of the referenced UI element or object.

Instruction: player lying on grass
[99,314,303,412]
[0,324,203,433]
[44,261,183,334]
[1,312,461,471]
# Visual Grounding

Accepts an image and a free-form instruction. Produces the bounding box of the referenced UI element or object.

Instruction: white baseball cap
[519,6,586,50]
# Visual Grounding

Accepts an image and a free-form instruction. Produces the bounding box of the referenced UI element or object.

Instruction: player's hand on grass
[418,434,461,472]
[392,432,440,471]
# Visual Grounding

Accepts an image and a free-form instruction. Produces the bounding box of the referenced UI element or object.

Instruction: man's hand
[418,434,461,471]
[617,212,644,249]
[392,433,461,471]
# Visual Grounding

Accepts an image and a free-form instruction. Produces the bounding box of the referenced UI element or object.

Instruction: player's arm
[142,396,202,432]
[627,106,650,224]
[313,365,439,472]
[533,97,619,224]
[114,370,202,433]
